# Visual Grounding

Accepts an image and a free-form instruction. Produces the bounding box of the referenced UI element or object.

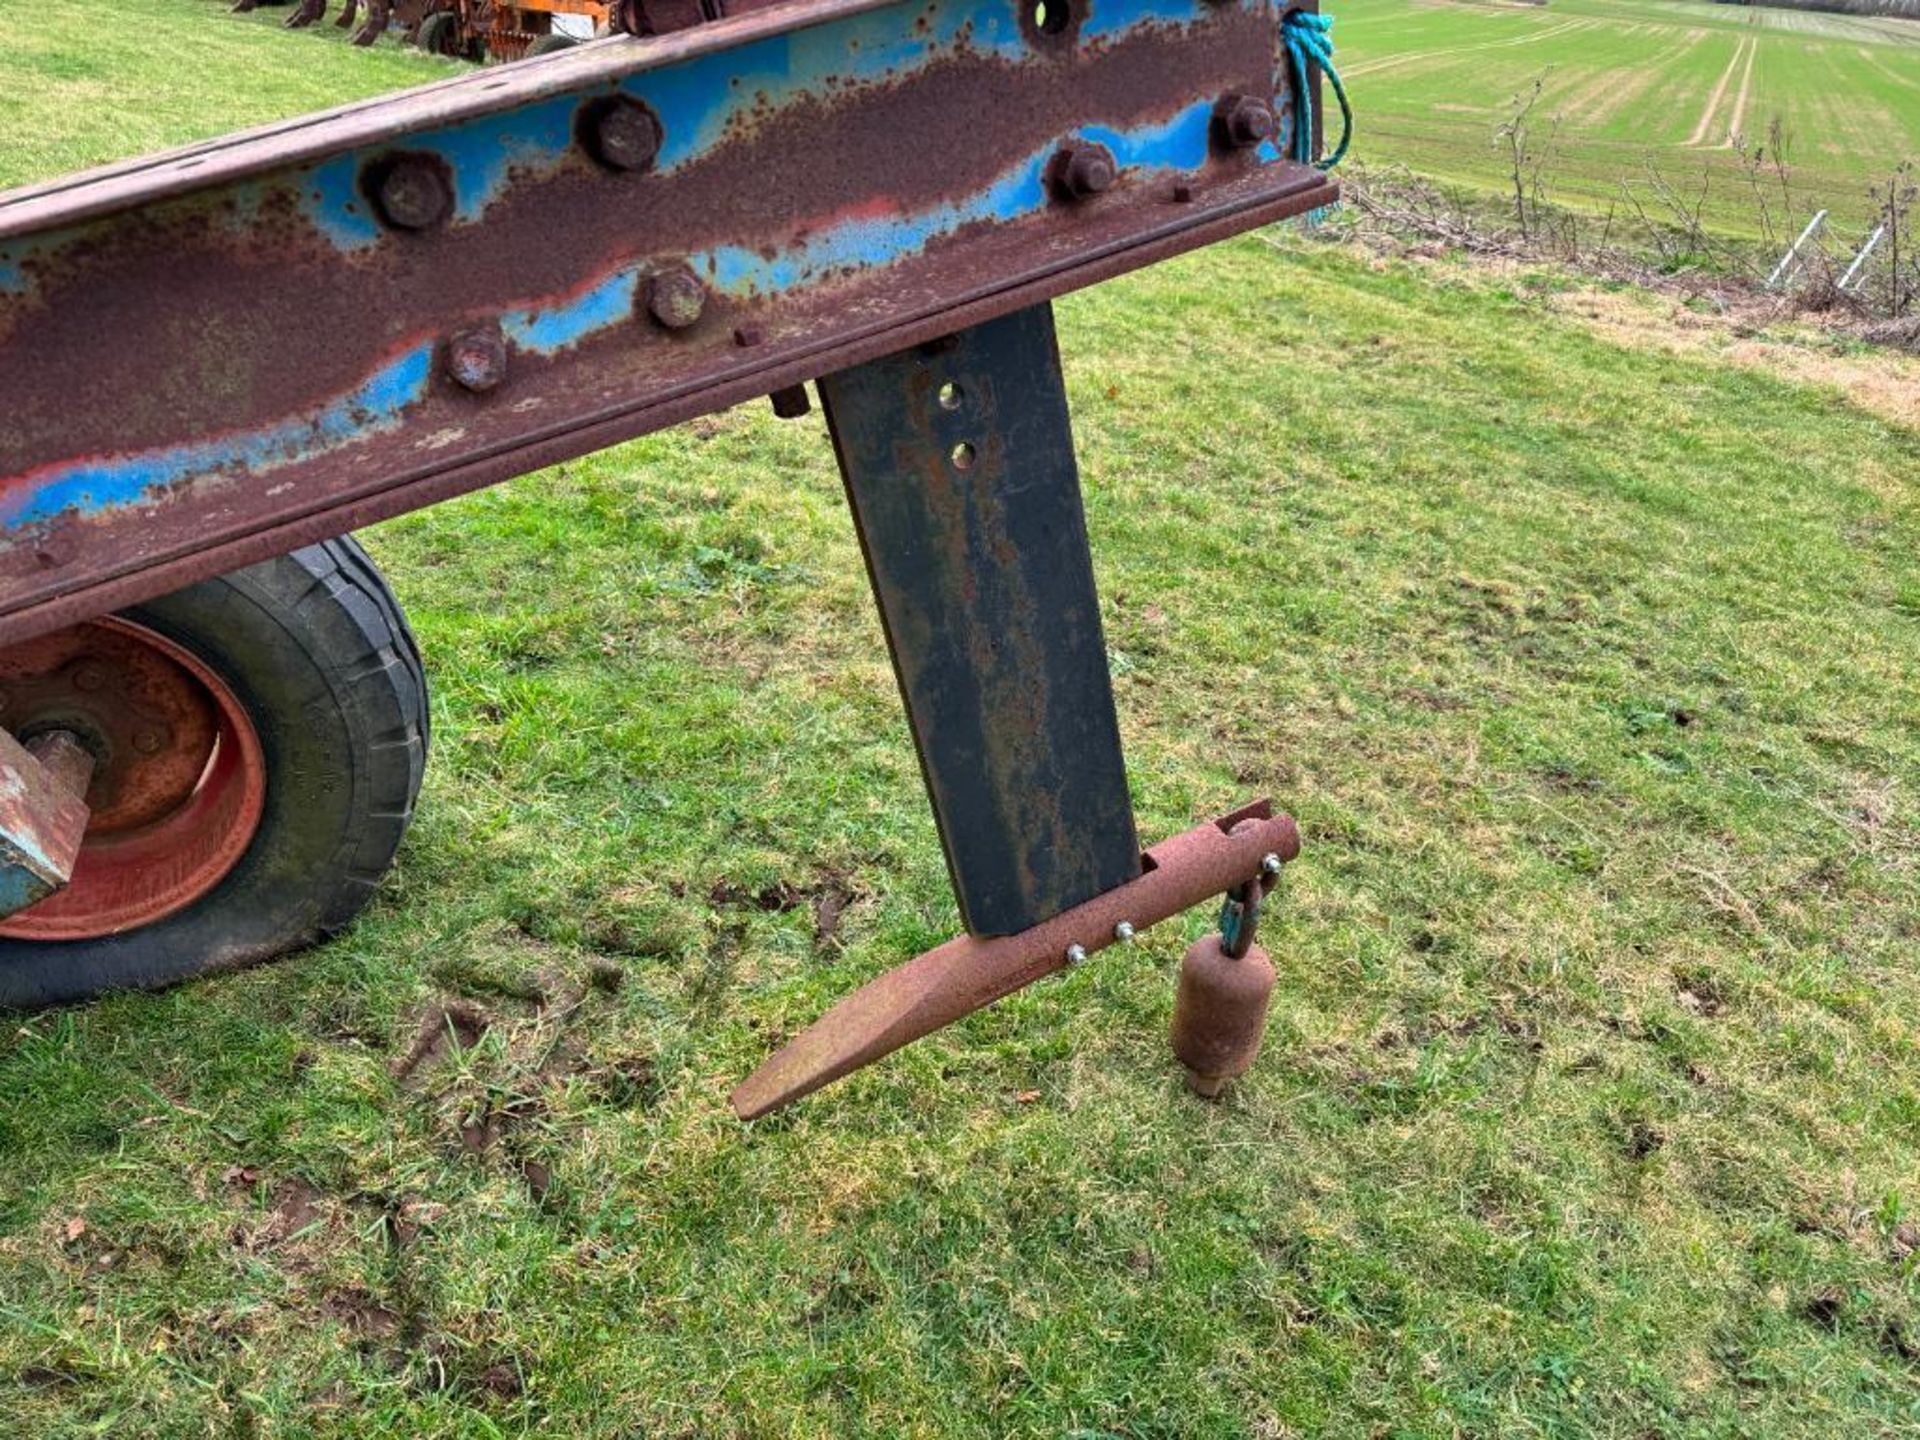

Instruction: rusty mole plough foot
[733,802,1298,1118]
[0,0,1339,1110]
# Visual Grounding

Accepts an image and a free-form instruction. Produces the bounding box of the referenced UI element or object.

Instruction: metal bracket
[0,730,95,920]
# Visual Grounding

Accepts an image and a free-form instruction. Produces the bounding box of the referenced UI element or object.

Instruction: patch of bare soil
[399,958,653,1202]
[707,873,859,949]
[324,1287,403,1342]
[390,1001,491,1085]
[1549,286,1920,435]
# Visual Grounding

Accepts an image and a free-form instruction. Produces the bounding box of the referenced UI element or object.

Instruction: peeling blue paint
[430,97,582,223]
[0,864,52,919]
[694,98,1214,296]
[504,266,643,354]
[306,153,384,251]
[2,0,1286,539]
[0,778,60,880]
[1,345,434,527]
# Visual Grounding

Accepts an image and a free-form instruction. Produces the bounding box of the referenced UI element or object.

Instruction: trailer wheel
[0,538,428,1008]
[415,10,460,54]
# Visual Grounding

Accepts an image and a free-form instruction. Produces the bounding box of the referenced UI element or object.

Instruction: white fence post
[1840,225,1887,294]
[1766,209,1828,291]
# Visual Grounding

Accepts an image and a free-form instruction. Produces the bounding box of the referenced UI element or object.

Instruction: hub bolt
[1114,921,1136,944]
[132,729,164,756]
[445,325,508,393]
[1261,853,1283,879]
[1064,943,1089,967]
[582,96,662,173]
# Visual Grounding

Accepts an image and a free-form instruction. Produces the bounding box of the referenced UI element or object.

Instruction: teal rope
[1283,9,1352,171]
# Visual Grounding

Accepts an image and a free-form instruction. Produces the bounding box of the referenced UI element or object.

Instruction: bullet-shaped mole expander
[1170,933,1277,1098]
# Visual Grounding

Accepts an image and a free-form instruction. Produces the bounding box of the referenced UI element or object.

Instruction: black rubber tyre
[0,538,429,1008]
[415,10,460,54]
[525,31,576,55]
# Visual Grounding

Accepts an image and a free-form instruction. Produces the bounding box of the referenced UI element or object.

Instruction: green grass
[1340,0,1920,238]
[4,2,1920,1435]
[0,0,451,190]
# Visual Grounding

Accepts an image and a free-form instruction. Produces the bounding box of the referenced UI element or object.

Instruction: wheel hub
[0,618,266,941]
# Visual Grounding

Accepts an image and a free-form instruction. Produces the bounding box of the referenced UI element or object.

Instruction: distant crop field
[1339,0,1920,238]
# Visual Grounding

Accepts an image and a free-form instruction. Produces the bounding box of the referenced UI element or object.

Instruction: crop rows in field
[1336,0,1920,239]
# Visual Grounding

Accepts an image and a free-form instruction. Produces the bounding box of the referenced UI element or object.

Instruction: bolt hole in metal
[950,441,978,470]
[1031,0,1071,34]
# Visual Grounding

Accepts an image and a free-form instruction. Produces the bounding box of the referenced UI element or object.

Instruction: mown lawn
[3,2,1920,1436]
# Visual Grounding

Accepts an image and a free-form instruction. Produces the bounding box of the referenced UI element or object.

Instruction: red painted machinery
[415,0,615,61]
[0,0,1341,1113]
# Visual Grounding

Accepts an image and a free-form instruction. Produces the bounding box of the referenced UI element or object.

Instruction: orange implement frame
[417,0,612,60]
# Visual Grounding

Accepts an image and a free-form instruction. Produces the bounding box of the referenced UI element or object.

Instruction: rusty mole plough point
[0,0,1339,1115]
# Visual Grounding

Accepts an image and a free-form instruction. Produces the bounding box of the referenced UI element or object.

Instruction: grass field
[4,2,1920,1436]
[1340,0,1920,239]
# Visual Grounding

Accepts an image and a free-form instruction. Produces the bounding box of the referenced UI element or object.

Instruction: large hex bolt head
[368,152,456,231]
[1217,94,1277,150]
[445,325,508,393]
[647,268,708,330]
[581,96,662,173]
[1049,141,1118,202]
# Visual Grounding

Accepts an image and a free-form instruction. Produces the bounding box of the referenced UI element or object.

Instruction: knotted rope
[1282,9,1352,171]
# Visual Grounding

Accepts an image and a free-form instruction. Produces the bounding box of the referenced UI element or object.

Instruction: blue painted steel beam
[0,0,1333,644]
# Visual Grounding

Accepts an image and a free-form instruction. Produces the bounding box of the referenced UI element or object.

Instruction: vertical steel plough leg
[730,304,1301,1118]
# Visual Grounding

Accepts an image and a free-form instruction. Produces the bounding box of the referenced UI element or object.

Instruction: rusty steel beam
[731,800,1301,1119]
[0,730,95,920]
[0,0,1334,645]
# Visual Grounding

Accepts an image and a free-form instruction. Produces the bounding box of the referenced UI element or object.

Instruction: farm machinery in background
[0,0,1347,1113]
[234,0,611,60]
[411,0,614,60]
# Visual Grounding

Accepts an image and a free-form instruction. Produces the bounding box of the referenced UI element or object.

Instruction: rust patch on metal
[1170,933,1276,1097]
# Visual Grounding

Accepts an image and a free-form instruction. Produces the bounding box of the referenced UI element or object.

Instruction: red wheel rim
[0,617,267,941]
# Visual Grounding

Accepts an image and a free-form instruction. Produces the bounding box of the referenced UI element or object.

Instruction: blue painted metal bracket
[0,0,1334,644]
